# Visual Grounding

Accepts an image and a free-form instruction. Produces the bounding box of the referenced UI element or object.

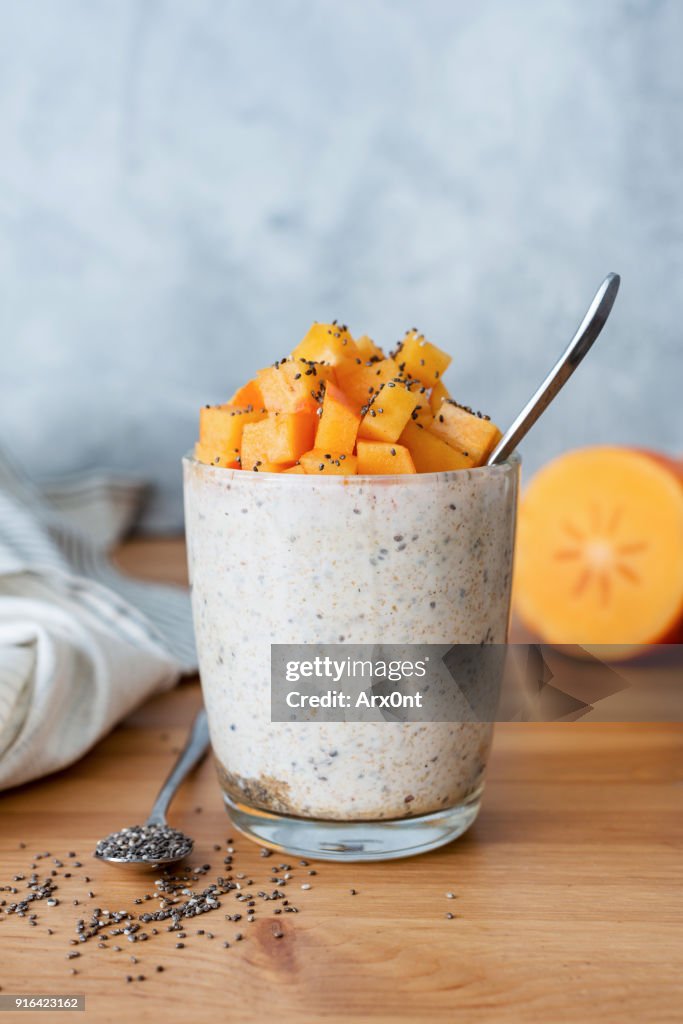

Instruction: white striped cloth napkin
[0,450,196,791]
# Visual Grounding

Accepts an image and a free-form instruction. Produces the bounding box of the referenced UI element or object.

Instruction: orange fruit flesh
[195,321,501,475]
[393,330,451,388]
[398,421,475,473]
[514,446,683,657]
[430,401,502,464]
[356,441,415,475]
[314,382,361,455]
[335,357,401,411]
[228,379,264,409]
[358,383,419,443]
[299,450,358,475]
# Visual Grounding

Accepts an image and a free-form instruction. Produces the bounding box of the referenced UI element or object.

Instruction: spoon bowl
[94,709,210,869]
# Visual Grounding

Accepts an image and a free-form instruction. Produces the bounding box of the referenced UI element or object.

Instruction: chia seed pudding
[183,456,518,824]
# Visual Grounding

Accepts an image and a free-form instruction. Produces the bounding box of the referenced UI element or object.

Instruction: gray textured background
[2,0,682,531]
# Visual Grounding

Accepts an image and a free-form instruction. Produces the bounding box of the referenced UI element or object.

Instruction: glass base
[223,789,483,862]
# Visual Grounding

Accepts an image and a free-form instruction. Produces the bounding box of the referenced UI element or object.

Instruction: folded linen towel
[0,449,196,791]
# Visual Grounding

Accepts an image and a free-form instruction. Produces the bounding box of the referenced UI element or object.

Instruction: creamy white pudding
[183,457,518,828]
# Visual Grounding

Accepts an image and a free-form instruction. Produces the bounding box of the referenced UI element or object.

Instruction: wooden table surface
[0,539,681,1023]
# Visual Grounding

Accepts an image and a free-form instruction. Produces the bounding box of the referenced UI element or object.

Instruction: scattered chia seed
[2,833,320,979]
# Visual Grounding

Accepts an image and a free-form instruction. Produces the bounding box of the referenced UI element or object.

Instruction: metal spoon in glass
[487,272,621,466]
[94,708,211,869]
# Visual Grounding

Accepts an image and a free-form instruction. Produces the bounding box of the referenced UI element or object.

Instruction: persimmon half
[514,446,683,659]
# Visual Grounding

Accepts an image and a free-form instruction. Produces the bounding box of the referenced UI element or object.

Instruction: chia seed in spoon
[94,824,193,864]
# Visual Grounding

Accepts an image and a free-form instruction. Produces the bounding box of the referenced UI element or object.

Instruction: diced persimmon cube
[356,441,415,475]
[429,400,502,465]
[299,449,358,475]
[282,463,306,474]
[393,330,451,388]
[251,461,292,474]
[358,381,420,443]
[412,404,433,428]
[194,441,239,468]
[335,357,400,410]
[240,413,317,470]
[257,359,335,414]
[407,383,433,427]
[355,335,385,361]
[398,421,475,473]
[228,379,264,410]
[430,379,451,414]
[315,382,361,454]
[199,405,266,463]
[292,322,359,365]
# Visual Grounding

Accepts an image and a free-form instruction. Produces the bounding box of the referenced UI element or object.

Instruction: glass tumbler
[183,454,519,861]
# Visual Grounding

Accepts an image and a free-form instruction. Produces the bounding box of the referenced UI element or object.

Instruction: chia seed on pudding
[183,456,518,823]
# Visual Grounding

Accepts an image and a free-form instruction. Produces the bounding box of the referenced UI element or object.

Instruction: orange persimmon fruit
[358,381,420,443]
[514,446,683,659]
[257,359,335,414]
[429,400,502,465]
[335,357,400,410]
[398,421,475,473]
[355,335,385,361]
[291,322,358,365]
[199,405,266,464]
[356,440,415,475]
[228,379,264,410]
[193,442,239,468]
[299,449,358,475]
[315,382,361,455]
[240,413,317,471]
[392,330,451,389]
[430,379,451,414]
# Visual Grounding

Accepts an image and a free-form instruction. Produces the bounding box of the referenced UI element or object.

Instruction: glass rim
[182,450,520,484]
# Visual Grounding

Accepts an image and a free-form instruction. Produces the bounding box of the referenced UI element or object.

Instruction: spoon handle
[146,708,211,826]
[487,272,621,466]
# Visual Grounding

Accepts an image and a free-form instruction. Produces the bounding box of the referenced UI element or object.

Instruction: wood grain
[0,540,681,1023]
